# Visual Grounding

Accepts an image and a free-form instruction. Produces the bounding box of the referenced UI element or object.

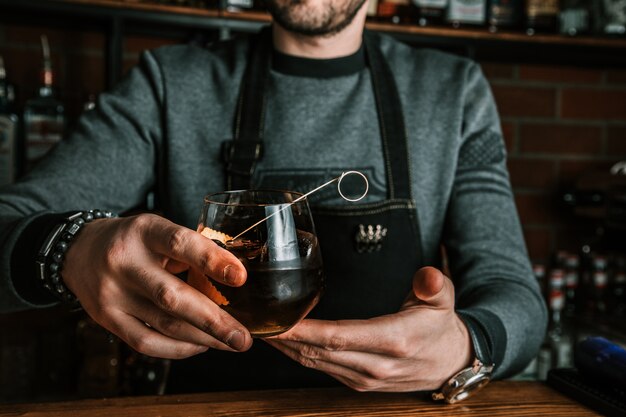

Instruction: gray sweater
[0,30,546,379]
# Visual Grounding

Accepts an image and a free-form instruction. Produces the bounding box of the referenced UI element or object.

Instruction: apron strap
[224,27,412,201]
[363,30,412,200]
[223,27,272,190]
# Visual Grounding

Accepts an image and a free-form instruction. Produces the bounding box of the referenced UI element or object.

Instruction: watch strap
[457,308,507,374]
[457,311,494,366]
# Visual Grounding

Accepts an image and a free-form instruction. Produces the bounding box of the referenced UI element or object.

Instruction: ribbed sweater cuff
[11,213,67,305]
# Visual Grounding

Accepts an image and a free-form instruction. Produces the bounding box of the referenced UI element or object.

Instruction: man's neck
[272,6,367,59]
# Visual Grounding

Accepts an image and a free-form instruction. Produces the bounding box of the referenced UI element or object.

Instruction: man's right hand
[61,213,252,359]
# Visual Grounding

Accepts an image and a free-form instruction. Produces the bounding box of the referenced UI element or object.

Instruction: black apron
[167,28,424,393]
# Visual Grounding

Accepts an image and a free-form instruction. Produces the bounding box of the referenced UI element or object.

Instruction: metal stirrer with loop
[230,171,369,242]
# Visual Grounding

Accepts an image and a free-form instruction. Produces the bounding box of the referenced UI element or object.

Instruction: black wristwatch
[432,314,495,404]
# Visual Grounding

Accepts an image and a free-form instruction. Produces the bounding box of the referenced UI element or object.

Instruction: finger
[107,310,209,360]
[163,258,190,275]
[266,339,409,392]
[327,372,430,393]
[265,339,373,382]
[271,318,409,357]
[411,267,455,309]
[130,294,235,351]
[129,264,252,352]
[142,216,246,286]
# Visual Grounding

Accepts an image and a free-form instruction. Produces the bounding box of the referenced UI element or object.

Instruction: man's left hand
[266,267,473,392]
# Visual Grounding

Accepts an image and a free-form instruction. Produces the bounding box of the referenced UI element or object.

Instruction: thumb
[412,267,455,309]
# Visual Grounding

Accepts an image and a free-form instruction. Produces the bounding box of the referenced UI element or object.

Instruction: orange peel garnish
[187,268,230,306]
[199,226,233,244]
[188,226,233,306]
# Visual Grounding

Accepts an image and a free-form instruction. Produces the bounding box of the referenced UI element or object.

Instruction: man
[0,0,546,398]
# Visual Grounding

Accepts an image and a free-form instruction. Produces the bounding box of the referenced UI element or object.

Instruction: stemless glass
[187,190,324,337]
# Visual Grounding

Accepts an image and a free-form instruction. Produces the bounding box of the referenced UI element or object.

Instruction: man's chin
[273,21,345,38]
[266,0,367,37]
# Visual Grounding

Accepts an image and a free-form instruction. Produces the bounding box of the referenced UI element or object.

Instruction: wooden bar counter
[0,381,599,416]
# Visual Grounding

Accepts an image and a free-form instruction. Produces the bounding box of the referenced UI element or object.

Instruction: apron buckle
[355,224,388,253]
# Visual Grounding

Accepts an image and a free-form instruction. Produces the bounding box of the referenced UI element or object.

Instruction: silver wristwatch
[432,313,495,404]
[431,358,494,404]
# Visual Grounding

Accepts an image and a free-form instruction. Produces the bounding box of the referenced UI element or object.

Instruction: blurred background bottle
[187,0,219,8]
[367,0,380,19]
[0,55,19,186]
[376,0,416,24]
[524,0,560,35]
[22,35,65,173]
[412,0,449,26]
[487,0,523,32]
[591,254,609,315]
[563,252,580,318]
[131,0,218,7]
[559,0,591,36]
[222,0,265,12]
[610,257,626,316]
[593,0,626,36]
[446,0,487,28]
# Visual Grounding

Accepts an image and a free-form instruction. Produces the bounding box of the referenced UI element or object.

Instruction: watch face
[448,374,491,404]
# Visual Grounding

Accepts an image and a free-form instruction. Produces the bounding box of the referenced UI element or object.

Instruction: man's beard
[263,0,368,37]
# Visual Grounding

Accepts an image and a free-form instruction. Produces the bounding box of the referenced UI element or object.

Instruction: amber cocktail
[188,190,324,337]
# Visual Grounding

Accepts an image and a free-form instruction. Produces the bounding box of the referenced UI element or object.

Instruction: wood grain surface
[0,381,600,417]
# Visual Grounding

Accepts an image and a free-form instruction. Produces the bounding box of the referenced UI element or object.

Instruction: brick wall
[0,24,180,119]
[2,23,626,264]
[483,62,626,263]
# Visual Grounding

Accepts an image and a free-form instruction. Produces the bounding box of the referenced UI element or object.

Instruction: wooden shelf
[1,0,626,84]
[3,0,626,46]
[367,21,626,49]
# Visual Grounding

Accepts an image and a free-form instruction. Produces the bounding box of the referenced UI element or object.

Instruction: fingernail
[226,330,246,351]
[196,345,210,354]
[223,264,233,283]
[223,264,242,285]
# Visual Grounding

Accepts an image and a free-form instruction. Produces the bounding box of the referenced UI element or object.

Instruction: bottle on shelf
[487,0,523,32]
[553,249,569,269]
[537,268,565,379]
[524,0,560,35]
[593,0,626,36]
[367,0,380,20]
[446,0,487,28]
[185,0,218,8]
[83,93,97,113]
[222,0,264,13]
[591,254,609,315]
[577,244,593,315]
[563,253,580,318]
[156,0,217,7]
[533,263,546,294]
[0,55,19,187]
[376,0,416,24]
[559,0,591,36]
[412,0,449,26]
[543,268,575,373]
[22,35,65,174]
[609,258,626,316]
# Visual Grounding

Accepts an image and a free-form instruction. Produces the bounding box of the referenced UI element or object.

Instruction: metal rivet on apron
[355,224,388,253]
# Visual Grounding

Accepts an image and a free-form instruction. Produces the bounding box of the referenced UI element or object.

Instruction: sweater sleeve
[444,62,547,378]
[0,50,165,313]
